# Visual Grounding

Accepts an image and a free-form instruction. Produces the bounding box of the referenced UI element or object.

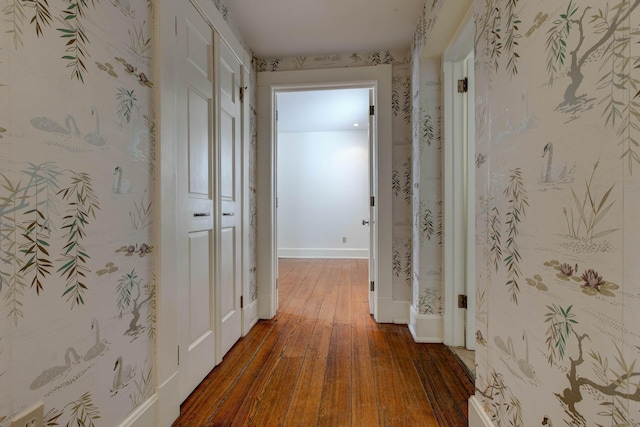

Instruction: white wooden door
[176,2,216,401]
[216,37,242,359]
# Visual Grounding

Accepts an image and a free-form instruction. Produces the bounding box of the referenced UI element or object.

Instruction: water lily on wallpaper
[579,268,618,297]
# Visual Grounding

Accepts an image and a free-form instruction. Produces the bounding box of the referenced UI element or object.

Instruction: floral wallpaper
[0,0,155,425]
[256,49,416,302]
[470,0,639,425]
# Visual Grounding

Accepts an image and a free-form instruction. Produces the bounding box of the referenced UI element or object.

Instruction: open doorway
[256,65,393,323]
[276,89,371,262]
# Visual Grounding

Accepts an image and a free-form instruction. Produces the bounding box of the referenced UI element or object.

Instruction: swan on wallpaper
[111,356,134,394]
[113,166,132,194]
[84,106,106,147]
[30,347,81,390]
[494,335,515,358]
[30,114,80,137]
[517,330,536,381]
[83,318,108,362]
[539,142,575,186]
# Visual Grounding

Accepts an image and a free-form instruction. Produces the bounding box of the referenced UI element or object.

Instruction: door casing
[256,65,393,322]
[443,5,476,348]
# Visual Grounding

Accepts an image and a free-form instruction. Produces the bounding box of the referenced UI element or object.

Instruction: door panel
[177,2,216,402]
[188,88,211,196]
[217,37,242,359]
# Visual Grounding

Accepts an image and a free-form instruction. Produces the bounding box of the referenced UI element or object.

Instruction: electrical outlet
[342,237,347,244]
[11,402,43,427]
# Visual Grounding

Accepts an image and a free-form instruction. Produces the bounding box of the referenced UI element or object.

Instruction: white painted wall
[277,130,369,258]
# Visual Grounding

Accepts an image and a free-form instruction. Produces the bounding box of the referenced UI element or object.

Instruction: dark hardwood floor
[173,258,474,426]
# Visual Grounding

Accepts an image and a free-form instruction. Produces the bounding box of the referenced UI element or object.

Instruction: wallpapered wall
[256,51,416,303]
[440,0,637,424]
[411,1,445,317]
[0,0,258,425]
[0,0,156,424]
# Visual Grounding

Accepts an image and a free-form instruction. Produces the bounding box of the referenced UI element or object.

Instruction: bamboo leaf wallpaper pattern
[57,0,98,83]
[503,168,528,305]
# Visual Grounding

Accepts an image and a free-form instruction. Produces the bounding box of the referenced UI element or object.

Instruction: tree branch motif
[503,168,528,304]
[542,0,640,172]
[117,270,153,336]
[0,174,27,325]
[57,172,99,308]
[477,369,523,426]
[24,0,53,37]
[3,0,26,48]
[57,0,99,82]
[19,162,61,295]
[475,0,522,79]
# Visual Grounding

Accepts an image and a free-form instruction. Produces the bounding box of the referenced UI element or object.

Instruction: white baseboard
[376,298,410,324]
[278,248,368,259]
[155,371,180,427]
[408,305,443,343]
[118,394,157,427]
[469,395,495,427]
[243,299,259,336]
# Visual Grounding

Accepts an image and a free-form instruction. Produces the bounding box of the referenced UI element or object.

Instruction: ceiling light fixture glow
[353,123,360,127]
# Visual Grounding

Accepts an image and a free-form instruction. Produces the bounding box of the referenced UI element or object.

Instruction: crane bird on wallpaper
[540,142,575,186]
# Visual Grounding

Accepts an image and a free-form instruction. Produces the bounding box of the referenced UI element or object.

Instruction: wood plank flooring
[173,259,474,427]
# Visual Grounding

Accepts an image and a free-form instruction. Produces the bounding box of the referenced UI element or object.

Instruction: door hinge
[175,16,178,36]
[276,110,278,121]
[177,345,180,366]
[240,295,244,309]
[370,196,375,207]
[369,105,375,116]
[458,294,468,309]
[457,77,468,93]
[370,281,375,292]
[276,279,279,289]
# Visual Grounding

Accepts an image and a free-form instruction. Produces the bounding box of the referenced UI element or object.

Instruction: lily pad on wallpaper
[580,282,619,297]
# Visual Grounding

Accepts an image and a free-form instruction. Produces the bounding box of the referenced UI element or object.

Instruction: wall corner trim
[156,372,180,427]
[117,394,158,427]
[242,299,259,336]
[468,395,496,427]
[408,305,443,343]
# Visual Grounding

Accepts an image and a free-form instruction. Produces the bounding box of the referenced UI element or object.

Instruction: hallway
[174,259,473,426]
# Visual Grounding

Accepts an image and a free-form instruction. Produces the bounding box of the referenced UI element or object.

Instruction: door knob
[362,219,369,226]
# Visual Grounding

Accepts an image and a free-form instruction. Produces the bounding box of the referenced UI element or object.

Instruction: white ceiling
[225,0,426,58]
[277,89,370,133]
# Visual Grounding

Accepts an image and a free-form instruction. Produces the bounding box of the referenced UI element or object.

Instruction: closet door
[176,1,216,401]
[216,36,243,359]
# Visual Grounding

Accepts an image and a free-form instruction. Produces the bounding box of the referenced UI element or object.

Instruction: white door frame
[443,6,475,348]
[256,65,393,322]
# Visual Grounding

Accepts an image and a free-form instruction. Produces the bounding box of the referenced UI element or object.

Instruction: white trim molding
[408,305,444,343]
[277,248,369,259]
[242,299,259,336]
[117,395,158,427]
[469,395,496,427]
